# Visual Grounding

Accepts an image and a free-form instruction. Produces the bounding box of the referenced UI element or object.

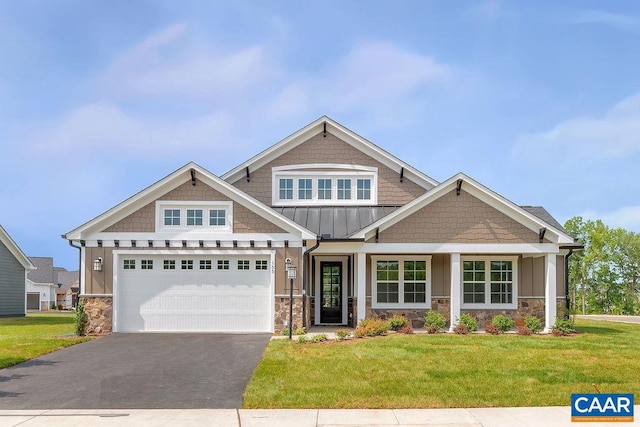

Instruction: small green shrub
[50,301,57,310]
[335,328,351,341]
[310,333,328,343]
[293,327,306,336]
[552,317,575,336]
[400,325,414,334]
[457,313,477,332]
[492,315,514,333]
[387,314,409,331]
[355,317,388,337]
[484,323,500,335]
[424,311,446,332]
[517,326,532,336]
[75,300,87,336]
[297,335,308,344]
[282,327,290,336]
[453,324,469,335]
[524,316,542,334]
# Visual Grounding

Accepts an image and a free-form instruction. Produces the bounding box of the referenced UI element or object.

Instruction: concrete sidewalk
[1,407,637,426]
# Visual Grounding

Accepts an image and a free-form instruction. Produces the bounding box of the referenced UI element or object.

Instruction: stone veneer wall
[82,296,112,335]
[367,298,546,329]
[274,297,304,334]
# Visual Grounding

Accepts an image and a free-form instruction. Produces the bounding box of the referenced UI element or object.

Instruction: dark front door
[320,262,342,323]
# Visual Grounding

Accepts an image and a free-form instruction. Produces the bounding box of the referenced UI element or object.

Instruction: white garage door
[115,253,272,333]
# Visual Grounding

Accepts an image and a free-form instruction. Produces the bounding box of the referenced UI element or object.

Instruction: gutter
[302,237,321,329]
[65,237,82,309]
[560,242,583,317]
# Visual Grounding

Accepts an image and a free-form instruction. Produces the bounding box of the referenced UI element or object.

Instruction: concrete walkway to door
[0,333,271,410]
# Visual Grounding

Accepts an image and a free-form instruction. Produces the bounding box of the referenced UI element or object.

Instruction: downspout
[565,249,574,316]
[302,237,321,329]
[67,239,82,309]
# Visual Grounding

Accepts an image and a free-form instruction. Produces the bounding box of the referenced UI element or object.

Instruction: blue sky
[1,1,639,270]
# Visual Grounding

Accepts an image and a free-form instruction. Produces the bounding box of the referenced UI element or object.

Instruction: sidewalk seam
[236,408,241,427]
[11,409,50,427]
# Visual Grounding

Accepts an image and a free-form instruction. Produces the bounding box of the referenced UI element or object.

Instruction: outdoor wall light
[93,257,103,271]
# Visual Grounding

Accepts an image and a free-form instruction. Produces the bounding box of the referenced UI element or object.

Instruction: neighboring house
[0,225,35,317]
[63,116,581,334]
[26,257,58,310]
[56,269,79,309]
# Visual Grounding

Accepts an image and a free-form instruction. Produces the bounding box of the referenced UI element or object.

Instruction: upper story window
[272,164,378,206]
[156,201,232,232]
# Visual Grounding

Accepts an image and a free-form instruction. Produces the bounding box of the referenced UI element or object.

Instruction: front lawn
[0,312,91,369]
[244,319,640,408]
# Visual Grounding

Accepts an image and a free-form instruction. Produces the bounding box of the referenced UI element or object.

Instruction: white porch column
[544,253,557,333]
[356,252,367,323]
[449,253,461,332]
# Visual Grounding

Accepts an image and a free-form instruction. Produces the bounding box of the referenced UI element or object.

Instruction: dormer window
[272,164,378,206]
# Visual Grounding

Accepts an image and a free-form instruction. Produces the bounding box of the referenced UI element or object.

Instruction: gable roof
[56,270,79,291]
[28,257,55,283]
[351,173,575,244]
[221,116,439,189]
[63,162,316,241]
[0,225,35,270]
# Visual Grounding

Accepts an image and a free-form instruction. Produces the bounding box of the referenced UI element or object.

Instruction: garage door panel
[116,254,272,333]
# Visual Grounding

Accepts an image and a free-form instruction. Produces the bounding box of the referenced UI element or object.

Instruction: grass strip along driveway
[0,313,90,369]
[244,319,640,408]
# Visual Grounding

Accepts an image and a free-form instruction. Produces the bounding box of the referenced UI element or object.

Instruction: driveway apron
[0,333,271,409]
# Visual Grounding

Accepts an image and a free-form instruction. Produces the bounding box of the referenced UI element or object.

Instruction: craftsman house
[64,116,579,334]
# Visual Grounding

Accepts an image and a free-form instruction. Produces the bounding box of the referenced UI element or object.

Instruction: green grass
[244,319,640,408]
[0,312,91,369]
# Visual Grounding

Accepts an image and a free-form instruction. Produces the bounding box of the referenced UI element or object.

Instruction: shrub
[311,333,328,343]
[457,313,477,332]
[297,335,308,344]
[425,325,440,334]
[57,304,63,311]
[399,325,414,334]
[74,300,87,336]
[293,327,306,336]
[517,326,532,336]
[484,323,500,335]
[524,316,542,334]
[453,324,469,335]
[335,328,351,341]
[387,314,409,331]
[424,311,446,332]
[492,315,514,333]
[355,317,388,337]
[281,327,290,336]
[50,301,57,310]
[353,327,366,338]
[552,317,575,336]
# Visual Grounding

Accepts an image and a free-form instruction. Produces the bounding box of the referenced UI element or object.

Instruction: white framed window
[217,260,229,270]
[318,179,332,200]
[337,179,351,200]
[371,256,431,308]
[163,260,175,270]
[141,260,153,270]
[298,179,312,200]
[156,201,232,232]
[357,179,371,200]
[255,260,268,270]
[209,209,226,226]
[461,256,518,309]
[164,209,180,226]
[123,259,136,270]
[279,178,293,200]
[199,260,212,270]
[272,164,378,206]
[238,260,250,270]
[181,260,193,270]
[187,209,203,226]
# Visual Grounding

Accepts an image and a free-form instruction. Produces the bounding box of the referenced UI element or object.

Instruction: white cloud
[580,206,640,232]
[571,9,640,33]
[102,23,279,101]
[514,93,640,161]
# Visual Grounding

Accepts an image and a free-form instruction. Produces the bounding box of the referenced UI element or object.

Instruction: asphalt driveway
[0,333,271,409]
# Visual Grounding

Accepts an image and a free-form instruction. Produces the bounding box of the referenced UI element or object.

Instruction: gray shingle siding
[0,240,25,316]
